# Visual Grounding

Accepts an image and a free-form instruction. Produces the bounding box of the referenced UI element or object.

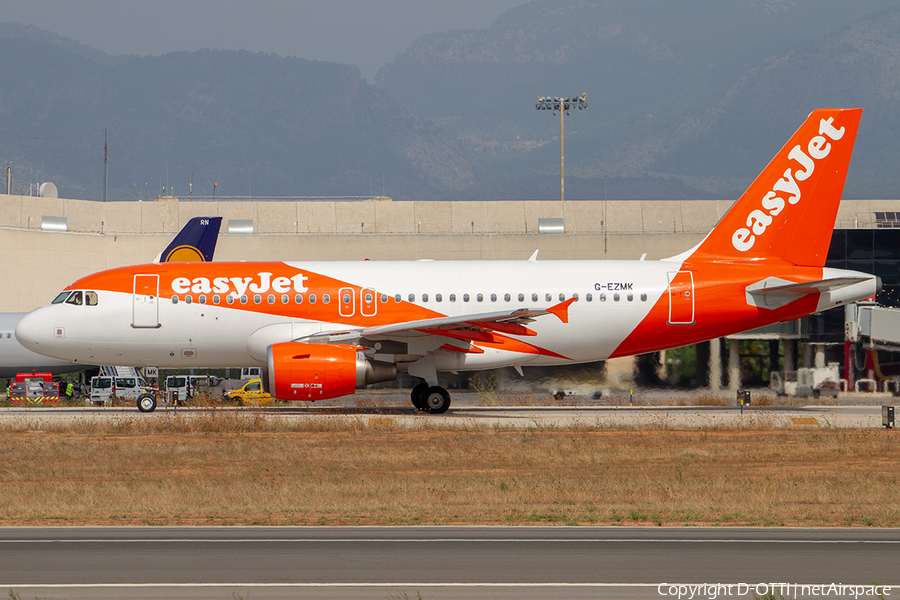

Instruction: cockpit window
[52,292,71,304]
[65,291,83,306]
[85,291,98,306]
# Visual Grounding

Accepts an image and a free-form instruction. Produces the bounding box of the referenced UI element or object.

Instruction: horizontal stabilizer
[746,276,872,310]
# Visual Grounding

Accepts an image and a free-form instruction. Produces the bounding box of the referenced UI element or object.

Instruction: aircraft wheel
[410,381,429,410]
[423,386,451,414]
[137,394,157,413]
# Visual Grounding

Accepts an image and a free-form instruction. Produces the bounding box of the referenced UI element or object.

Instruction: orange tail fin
[689,108,862,267]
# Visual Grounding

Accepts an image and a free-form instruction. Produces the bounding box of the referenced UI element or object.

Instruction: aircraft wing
[299,298,576,346]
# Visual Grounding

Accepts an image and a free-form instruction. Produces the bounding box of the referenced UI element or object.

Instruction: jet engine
[266,341,396,401]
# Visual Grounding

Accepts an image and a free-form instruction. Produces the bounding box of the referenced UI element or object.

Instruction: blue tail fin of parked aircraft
[155,217,223,263]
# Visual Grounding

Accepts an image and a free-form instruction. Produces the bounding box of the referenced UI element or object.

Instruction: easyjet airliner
[16,109,879,413]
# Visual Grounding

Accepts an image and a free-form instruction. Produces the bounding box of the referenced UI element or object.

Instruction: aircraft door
[133,274,160,328]
[339,287,355,317]
[667,271,695,325]
[361,288,377,317]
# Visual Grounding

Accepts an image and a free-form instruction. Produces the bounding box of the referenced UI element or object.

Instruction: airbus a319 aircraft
[17,109,879,413]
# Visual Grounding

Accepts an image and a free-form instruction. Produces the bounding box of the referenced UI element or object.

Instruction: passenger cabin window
[52,292,71,304]
[309,294,317,304]
[545,293,552,302]
[199,295,207,305]
[477,293,483,302]
[381,294,388,303]
[518,293,525,302]
[213,295,221,304]
[504,294,511,302]
[240,295,248,304]
[422,293,429,302]
[226,295,234,305]
[449,294,456,302]
[409,294,415,302]
[186,295,193,304]
[463,294,470,302]
[268,295,275,304]
[65,291,83,306]
[490,294,497,302]
[532,293,538,302]
[282,294,289,304]
[253,294,261,304]
[323,294,330,304]
[641,293,648,302]
[295,294,303,304]
[85,291,99,306]
[394,294,402,303]
[435,294,442,302]
[172,295,179,304]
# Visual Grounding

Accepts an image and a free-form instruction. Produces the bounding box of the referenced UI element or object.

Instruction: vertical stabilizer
[155,217,223,263]
[690,108,862,267]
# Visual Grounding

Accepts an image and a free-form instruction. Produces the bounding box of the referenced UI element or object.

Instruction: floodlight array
[536,94,588,116]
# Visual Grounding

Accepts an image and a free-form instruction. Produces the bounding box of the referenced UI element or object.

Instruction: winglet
[529,250,539,262]
[547,297,577,323]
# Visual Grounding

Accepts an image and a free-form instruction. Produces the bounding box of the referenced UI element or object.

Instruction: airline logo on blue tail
[161,217,223,263]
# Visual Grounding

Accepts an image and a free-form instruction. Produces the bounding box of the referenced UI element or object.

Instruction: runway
[2,527,898,599]
[0,401,892,429]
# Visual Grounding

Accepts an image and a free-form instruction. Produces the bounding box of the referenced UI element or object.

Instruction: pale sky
[1,0,527,81]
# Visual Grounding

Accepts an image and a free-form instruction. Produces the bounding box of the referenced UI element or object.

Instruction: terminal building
[3,193,900,394]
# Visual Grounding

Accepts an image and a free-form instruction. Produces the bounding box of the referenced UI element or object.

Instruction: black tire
[410,382,429,410]
[423,386,451,414]
[232,395,244,406]
[137,394,157,413]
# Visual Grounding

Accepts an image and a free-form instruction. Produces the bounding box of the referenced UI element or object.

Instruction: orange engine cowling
[266,341,396,401]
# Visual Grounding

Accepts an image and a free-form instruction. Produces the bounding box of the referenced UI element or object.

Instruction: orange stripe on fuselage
[66,262,443,328]
[612,261,822,358]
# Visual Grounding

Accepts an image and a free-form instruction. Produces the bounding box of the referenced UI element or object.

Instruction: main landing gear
[410,381,451,414]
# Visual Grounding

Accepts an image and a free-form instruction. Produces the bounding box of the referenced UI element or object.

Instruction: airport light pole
[536,94,587,202]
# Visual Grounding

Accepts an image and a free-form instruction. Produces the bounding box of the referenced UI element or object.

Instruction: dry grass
[0,414,898,528]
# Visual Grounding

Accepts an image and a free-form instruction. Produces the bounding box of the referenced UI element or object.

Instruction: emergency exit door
[133,274,160,328]
[667,271,694,325]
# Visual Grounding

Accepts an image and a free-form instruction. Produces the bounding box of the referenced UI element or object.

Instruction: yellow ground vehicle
[224,378,275,406]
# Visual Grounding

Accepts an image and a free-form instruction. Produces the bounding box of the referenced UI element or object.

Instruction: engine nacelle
[266,341,396,401]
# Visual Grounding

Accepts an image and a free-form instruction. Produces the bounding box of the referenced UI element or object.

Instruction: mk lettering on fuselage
[731,117,846,252]
[170,272,309,298]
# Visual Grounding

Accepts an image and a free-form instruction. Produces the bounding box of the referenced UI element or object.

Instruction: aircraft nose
[15,310,47,351]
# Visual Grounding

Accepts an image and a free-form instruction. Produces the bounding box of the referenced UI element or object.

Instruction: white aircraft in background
[17,109,879,413]
[0,217,221,378]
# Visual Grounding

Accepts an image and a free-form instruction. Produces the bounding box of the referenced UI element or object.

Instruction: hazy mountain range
[1,1,899,202]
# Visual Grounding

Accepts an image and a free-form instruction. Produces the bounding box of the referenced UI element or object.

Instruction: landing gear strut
[410,381,451,414]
